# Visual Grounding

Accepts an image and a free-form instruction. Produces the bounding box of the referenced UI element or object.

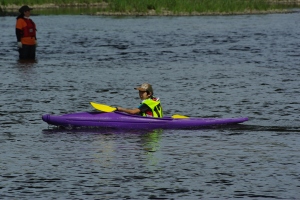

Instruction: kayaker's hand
[115,107,118,111]
[18,42,22,48]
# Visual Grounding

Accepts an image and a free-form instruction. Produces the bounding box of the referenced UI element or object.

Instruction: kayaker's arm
[116,107,140,115]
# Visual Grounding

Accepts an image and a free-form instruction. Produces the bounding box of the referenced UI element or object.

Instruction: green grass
[1,0,294,14]
[107,0,282,13]
[1,0,103,6]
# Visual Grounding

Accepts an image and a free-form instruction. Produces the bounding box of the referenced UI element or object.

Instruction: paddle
[90,102,189,119]
[171,114,189,119]
[90,102,116,112]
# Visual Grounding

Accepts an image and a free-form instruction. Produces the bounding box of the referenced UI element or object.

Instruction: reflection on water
[141,129,162,152]
[43,127,163,173]
[17,59,38,64]
[140,129,163,170]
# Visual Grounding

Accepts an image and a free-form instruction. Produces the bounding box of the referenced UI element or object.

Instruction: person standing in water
[15,5,37,60]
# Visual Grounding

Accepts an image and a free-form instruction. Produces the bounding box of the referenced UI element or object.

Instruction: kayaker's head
[135,83,153,100]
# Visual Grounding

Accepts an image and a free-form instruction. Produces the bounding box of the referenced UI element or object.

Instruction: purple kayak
[42,112,248,129]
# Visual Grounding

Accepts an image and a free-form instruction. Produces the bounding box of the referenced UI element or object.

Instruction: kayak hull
[42,112,248,129]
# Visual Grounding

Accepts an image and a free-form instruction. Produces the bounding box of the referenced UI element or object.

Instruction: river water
[0,12,300,199]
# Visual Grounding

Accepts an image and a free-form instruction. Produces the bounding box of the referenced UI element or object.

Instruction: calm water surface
[0,12,299,199]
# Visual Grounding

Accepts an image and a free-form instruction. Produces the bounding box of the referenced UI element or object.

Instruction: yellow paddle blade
[90,102,116,112]
[172,114,189,119]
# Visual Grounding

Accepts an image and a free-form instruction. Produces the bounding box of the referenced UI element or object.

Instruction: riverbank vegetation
[105,0,295,14]
[1,0,299,15]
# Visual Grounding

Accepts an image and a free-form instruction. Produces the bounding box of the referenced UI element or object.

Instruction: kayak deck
[42,112,248,130]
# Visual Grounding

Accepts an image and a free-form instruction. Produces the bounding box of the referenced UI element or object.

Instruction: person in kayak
[116,83,163,118]
[16,5,37,60]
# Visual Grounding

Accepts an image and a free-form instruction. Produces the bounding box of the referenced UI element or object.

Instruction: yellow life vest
[140,98,163,118]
